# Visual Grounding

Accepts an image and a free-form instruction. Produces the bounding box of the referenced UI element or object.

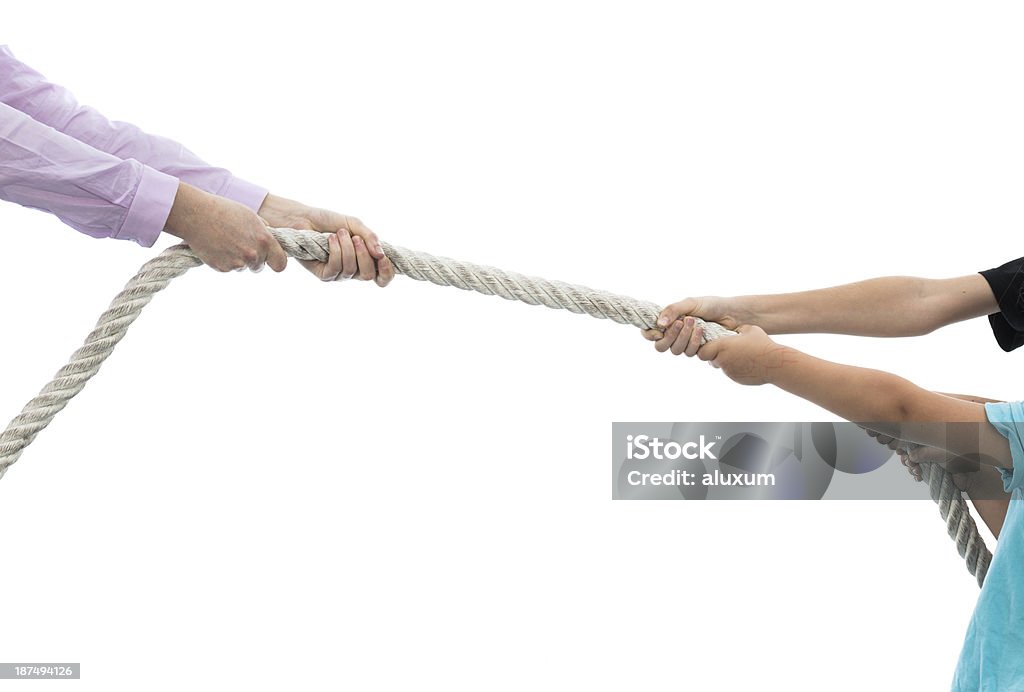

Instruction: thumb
[267,239,288,273]
[697,338,726,362]
[734,324,770,339]
[656,298,697,329]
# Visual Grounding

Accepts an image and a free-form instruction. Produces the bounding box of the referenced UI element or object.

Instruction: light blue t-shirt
[952,401,1024,690]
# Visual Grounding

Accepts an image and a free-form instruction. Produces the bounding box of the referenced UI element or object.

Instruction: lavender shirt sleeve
[0,99,178,246]
[0,45,268,211]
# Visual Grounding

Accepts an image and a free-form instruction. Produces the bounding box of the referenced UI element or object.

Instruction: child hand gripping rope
[642,265,1024,690]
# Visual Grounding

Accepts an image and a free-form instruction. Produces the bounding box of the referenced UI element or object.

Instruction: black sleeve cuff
[980,259,1024,352]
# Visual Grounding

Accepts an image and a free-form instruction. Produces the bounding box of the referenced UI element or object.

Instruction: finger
[683,323,704,357]
[656,299,697,329]
[266,237,288,273]
[246,254,264,273]
[642,329,665,342]
[655,320,684,353]
[337,229,357,280]
[320,234,342,281]
[345,216,384,259]
[698,339,724,362]
[375,256,395,287]
[670,317,696,355]
[245,242,266,272]
[909,446,949,465]
[352,236,376,281]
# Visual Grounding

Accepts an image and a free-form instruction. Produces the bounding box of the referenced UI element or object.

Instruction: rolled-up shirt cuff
[984,401,1024,493]
[114,165,179,247]
[979,262,1024,351]
[220,176,268,212]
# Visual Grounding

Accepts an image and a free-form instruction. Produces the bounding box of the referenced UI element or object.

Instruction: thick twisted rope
[919,461,991,586]
[0,227,989,586]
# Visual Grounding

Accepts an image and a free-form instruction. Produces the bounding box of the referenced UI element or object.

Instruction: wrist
[164,182,211,242]
[725,297,760,328]
[761,344,801,386]
[740,294,801,334]
[258,192,303,219]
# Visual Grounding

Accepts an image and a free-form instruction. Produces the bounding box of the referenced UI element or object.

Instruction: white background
[3,2,1022,690]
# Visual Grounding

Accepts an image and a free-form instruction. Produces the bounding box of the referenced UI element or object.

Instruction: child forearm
[936,392,1003,405]
[743,274,996,336]
[782,362,1013,536]
[699,327,1014,509]
[767,348,927,430]
[763,348,1007,462]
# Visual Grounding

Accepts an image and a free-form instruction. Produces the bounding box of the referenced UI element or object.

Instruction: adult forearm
[741,274,996,336]
[0,100,177,246]
[0,46,267,212]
